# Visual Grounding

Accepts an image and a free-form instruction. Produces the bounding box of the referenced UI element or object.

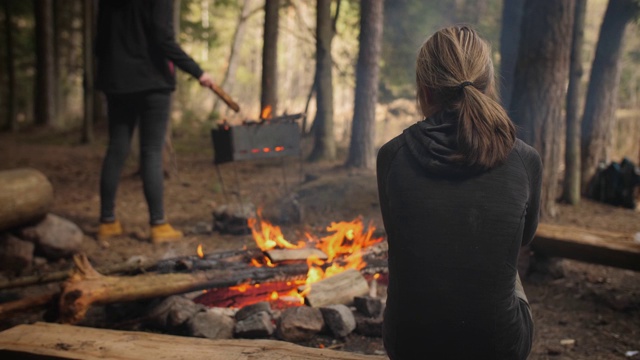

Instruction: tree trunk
[34,0,56,127]
[580,0,638,191]
[212,0,254,118]
[509,0,575,219]
[81,0,94,144]
[562,0,587,205]
[308,0,336,162]
[498,0,525,110]
[3,0,17,132]
[260,0,279,115]
[345,0,384,169]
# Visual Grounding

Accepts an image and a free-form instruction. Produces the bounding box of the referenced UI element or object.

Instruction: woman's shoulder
[512,139,542,173]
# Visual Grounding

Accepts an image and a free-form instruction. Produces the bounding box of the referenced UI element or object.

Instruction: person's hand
[198,72,215,88]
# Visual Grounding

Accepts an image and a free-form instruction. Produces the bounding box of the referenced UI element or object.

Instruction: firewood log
[0,322,388,360]
[58,254,308,324]
[301,269,370,308]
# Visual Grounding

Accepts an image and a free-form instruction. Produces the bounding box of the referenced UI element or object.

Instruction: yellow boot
[98,220,123,240]
[151,223,183,243]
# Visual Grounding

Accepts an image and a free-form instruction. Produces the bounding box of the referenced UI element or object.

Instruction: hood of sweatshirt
[403,110,482,177]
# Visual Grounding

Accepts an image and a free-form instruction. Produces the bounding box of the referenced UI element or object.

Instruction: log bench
[0,322,387,360]
[532,223,640,271]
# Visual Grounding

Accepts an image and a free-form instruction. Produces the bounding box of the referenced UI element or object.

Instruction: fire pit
[211,113,303,164]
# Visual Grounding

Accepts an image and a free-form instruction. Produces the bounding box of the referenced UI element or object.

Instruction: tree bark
[509,0,575,219]
[260,0,279,116]
[345,0,384,169]
[580,0,639,192]
[81,0,94,144]
[3,0,17,132]
[562,0,587,205]
[498,0,525,110]
[0,168,53,232]
[34,0,56,127]
[308,0,336,162]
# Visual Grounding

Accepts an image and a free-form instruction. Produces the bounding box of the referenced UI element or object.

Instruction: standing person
[95,0,214,243]
[376,26,542,359]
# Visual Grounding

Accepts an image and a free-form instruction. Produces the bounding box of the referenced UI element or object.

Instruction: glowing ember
[196,244,204,258]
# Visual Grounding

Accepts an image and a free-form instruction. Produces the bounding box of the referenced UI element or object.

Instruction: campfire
[194,211,384,309]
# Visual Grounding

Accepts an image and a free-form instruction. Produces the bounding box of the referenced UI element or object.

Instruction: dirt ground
[1,127,639,359]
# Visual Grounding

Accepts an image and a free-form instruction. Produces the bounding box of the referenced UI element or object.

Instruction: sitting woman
[376,26,542,360]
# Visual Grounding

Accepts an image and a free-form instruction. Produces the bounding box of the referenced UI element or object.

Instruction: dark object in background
[210,115,302,164]
[587,157,640,209]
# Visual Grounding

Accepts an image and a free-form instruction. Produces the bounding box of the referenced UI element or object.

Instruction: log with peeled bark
[300,269,370,308]
[532,223,640,271]
[265,248,328,263]
[0,322,387,360]
[0,168,53,232]
[58,254,308,324]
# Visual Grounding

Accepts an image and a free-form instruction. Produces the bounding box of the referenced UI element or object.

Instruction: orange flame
[247,209,305,251]
[261,105,272,120]
[247,212,383,299]
[213,214,384,307]
[196,244,204,258]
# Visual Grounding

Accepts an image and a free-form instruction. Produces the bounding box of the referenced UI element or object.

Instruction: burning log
[265,248,328,263]
[0,247,263,290]
[58,254,308,324]
[301,269,370,308]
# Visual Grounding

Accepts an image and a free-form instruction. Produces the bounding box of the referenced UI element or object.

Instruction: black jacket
[377,111,542,359]
[96,0,203,94]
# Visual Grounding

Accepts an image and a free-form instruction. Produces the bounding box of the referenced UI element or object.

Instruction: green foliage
[380,0,503,102]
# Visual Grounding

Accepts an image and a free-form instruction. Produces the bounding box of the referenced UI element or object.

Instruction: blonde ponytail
[416,26,515,169]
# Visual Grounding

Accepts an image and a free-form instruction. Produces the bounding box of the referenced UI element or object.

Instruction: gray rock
[354,312,383,337]
[0,234,35,271]
[235,301,272,321]
[320,304,356,338]
[187,309,235,339]
[276,306,324,342]
[353,296,383,318]
[19,214,83,259]
[234,311,275,338]
[146,296,205,330]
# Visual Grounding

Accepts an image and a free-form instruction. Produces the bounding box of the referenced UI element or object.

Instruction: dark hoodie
[376,111,542,360]
[95,0,204,94]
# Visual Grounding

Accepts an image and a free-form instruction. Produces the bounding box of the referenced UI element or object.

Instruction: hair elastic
[458,81,474,90]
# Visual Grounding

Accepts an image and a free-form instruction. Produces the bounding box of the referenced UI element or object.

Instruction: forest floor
[1,126,639,360]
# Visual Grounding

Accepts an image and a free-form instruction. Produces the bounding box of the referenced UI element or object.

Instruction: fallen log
[0,291,58,319]
[58,254,308,324]
[0,168,53,232]
[532,223,640,271]
[0,322,386,360]
[0,247,264,290]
